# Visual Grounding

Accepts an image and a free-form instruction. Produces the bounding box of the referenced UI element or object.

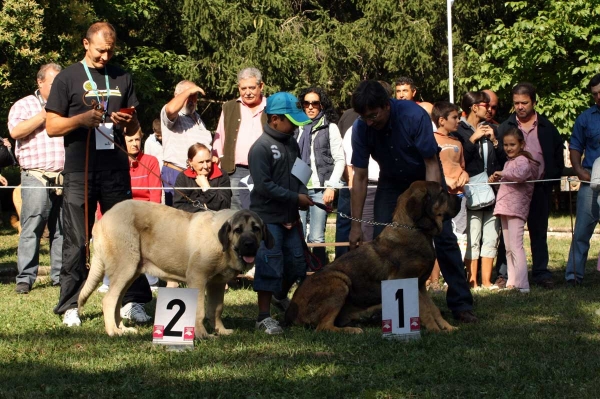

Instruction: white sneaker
[255,317,283,335]
[271,296,291,312]
[120,302,152,323]
[63,308,81,327]
[97,284,109,293]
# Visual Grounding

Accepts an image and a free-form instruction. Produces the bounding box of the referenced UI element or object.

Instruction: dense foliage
[0,0,598,135]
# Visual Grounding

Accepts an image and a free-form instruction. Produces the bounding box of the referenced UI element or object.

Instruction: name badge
[95,123,114,150]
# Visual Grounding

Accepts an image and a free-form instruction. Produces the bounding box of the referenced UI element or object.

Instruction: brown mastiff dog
[285,181,459,333]
[78,200,273,338]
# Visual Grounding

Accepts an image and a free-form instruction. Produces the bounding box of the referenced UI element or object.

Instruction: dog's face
[395,181,459,235]
[218,210,275,267]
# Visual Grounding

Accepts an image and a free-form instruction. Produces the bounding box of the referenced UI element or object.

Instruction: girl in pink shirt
[489,128,540,293]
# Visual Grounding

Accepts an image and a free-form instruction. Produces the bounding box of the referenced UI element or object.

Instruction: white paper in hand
[291,157,312,186]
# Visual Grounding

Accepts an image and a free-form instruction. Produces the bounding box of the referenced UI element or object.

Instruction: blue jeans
[373,180,473,313]
[16,171,63,286]
[335,186,351,259]
[161,165,180,206]
[565,182,599,281]
[253,223,307,293]
[300,189,328,265]
[229,166,249,211]
[299,189,327,243]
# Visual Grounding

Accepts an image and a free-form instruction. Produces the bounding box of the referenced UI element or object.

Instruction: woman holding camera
[455,91,503,289]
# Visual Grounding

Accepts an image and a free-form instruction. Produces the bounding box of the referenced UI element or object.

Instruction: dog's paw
[442,325,457,333]
[195,329,211,339]
[215,327,234,336]
[342,327,364,334]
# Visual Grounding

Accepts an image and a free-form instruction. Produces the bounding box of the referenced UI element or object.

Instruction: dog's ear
[218,220,232,252]
[262,222,275,249]
[404,185,428,222]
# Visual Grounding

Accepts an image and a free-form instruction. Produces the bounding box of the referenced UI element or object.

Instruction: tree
[460,0,600,137]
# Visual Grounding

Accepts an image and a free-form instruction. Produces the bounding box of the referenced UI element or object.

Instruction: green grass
[2,222,600,398]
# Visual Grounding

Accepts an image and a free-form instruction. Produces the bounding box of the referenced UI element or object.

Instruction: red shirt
[130,152,162,203]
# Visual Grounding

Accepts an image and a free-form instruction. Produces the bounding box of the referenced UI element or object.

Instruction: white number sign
[153,288,199,347]
[381,278,420,340]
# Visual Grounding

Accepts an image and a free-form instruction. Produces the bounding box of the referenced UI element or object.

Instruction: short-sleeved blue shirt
[351,99,438,182]
[569,105,600,169]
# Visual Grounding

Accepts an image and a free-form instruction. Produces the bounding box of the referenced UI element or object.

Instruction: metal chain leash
[313,201,420,230]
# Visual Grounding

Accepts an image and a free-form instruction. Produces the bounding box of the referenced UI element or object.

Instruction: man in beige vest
[212,67,267,210]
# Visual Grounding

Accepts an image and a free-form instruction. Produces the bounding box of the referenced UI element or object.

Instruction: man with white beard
[160,80,213,205]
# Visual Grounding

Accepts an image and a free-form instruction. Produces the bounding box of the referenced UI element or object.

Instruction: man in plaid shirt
[8,63,65,294]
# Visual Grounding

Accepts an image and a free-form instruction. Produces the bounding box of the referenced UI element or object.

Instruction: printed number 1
[395,289,404,329]
[163,299,186,337]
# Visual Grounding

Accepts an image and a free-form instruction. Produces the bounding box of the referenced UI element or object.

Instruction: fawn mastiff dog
[285,181,459,333]
[78,200,273,338]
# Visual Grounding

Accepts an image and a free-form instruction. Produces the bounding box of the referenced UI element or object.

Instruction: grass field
[2,221,600,398]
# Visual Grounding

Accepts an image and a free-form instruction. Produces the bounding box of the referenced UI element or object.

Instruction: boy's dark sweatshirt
[249,123,309,224]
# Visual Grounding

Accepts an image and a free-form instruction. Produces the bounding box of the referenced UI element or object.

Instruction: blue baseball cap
[265,92,311,126]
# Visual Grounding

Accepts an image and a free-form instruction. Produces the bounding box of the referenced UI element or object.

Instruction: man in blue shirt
[565,73,600,286]
[349,80,477,323]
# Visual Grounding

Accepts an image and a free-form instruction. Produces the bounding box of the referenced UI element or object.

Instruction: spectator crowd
[2,21,599,335]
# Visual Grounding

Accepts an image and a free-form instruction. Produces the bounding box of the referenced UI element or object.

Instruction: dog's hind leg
[316,310,364,334]
[314,289,363,334]
[206,282,232,335]
[342,304,383,324]
[103,270,139,336]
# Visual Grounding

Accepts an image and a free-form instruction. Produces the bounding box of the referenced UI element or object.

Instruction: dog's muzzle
[236,234,260,265]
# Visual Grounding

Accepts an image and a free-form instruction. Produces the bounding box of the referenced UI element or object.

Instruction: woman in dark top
[173,143,232,212]
[454,91,503,289]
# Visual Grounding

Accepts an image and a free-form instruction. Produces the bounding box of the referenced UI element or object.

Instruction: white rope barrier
[0,176,587,190]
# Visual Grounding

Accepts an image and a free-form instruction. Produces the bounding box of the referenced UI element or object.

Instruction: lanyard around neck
[81,60,110,119]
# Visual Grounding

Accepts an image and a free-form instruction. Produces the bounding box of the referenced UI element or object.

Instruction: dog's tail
[77,235,106,309]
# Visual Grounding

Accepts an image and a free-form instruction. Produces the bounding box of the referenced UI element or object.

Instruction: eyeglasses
[303,101,321,108]
[476,103,491,109]
[360,110,380,121]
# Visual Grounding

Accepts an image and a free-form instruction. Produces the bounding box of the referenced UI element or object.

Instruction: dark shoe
[534,278,554,289]
[453,310,478,324]
[15,282,30,294]
[566,278,582,287]
[493,276,507,290]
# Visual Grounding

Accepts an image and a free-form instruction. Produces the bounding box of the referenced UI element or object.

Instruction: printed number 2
[163,299,186,337]
[395,289,404,329]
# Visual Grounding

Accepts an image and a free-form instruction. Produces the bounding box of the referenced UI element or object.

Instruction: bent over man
[349,80,477,324]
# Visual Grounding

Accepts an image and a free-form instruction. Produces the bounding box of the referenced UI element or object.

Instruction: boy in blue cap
[248,92,314,334]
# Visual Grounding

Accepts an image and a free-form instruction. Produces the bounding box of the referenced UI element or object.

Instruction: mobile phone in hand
[119,108,135,115]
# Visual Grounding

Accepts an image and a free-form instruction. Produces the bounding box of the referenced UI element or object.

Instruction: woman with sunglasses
[296,87,345,265]
[455,91,503,290]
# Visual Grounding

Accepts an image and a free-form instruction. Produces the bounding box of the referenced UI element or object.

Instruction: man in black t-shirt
[46,22,152,327]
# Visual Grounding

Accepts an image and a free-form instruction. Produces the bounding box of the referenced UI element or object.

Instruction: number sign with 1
[381,278,420,341]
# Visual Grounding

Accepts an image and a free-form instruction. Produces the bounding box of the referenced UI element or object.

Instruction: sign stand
[152,288,199,350]
[381,278,420,341]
